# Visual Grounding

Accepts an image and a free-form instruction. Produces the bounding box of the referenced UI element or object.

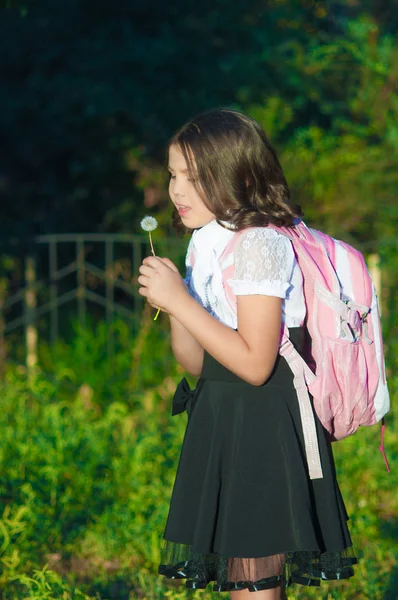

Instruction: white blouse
[183,219,306,328]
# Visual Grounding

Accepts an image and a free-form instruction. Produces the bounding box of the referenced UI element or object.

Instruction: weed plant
[0,309,396,599]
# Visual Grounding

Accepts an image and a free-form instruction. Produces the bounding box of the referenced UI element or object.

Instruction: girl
[137,108,357,598]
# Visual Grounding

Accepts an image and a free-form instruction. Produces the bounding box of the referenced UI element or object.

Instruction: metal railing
[0,233,186,368]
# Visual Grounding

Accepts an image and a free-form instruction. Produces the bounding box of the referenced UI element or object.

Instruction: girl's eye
[168,174,196,182]
[169,172,198,183]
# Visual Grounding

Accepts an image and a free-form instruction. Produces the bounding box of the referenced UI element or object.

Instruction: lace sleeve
[227,228,294,299]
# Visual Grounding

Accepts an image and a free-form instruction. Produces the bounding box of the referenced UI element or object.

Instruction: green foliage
[36,315,182,406]
[277,18,398,247]
[0,315,189,598]
[0,316,397,599]
[10,567,92,600]
[1,1,397,243]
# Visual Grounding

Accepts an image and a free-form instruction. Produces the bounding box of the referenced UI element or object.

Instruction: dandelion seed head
[140,216,158,232]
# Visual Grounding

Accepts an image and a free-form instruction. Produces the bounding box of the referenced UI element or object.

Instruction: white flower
[140,216,158,232]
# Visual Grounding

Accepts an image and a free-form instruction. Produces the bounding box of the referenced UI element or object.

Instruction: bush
[0,314,396,599]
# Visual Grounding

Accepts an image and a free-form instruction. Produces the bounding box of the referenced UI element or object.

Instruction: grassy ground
[0,316,396,599]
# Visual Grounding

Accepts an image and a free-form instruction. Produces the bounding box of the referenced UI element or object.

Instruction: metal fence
[0,233,186,369]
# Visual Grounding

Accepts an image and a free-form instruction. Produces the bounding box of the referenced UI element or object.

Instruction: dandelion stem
[148,231,161,320]
[149,231,155,257]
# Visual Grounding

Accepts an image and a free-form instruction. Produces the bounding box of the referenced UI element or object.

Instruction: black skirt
[158,327,357,592]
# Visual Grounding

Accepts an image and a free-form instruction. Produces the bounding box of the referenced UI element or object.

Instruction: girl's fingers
[139,264,157,276]
[158,257,179,273]
[138,288,161,312]
[137,275,151,288]
[142,256,162,268]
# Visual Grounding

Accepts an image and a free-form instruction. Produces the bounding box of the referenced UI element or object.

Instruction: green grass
[0,314,396,599]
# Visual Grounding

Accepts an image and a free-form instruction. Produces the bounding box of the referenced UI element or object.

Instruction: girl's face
[168,144,215,229]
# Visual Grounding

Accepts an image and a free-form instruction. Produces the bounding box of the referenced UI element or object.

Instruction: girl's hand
[156,257,189,289]
[157,257,180,274]
[138,256,188,315]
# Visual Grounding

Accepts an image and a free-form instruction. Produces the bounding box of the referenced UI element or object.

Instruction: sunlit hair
[167,107,303,235]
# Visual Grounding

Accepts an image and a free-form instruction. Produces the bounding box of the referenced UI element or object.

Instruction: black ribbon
[172,377,196,416]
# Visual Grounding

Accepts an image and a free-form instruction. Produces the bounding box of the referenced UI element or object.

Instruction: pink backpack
[219,220,390,480]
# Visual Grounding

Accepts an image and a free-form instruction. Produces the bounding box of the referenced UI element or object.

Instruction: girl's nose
[172,177,186,196]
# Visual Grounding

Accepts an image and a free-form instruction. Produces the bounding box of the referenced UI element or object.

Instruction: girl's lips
[177,206,191,215]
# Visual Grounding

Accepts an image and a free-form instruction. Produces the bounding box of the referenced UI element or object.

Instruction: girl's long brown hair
[167,108,303,235]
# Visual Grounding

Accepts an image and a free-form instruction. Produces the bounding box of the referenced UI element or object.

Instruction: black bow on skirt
[172,377,196,416]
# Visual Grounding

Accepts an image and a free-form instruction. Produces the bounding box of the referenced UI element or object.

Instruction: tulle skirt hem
[158,540,357,592]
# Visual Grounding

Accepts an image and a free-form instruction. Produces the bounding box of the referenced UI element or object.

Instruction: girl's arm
[153,257,204,376]
[169,314,204,376]
[138,252,283,385]
[170,293,282,386]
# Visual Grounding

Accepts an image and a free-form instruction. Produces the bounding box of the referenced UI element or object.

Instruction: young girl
[137,108,357,598]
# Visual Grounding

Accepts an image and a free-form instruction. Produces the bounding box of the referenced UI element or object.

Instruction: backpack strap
[279,325,323,479]
[379,417,391,472]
